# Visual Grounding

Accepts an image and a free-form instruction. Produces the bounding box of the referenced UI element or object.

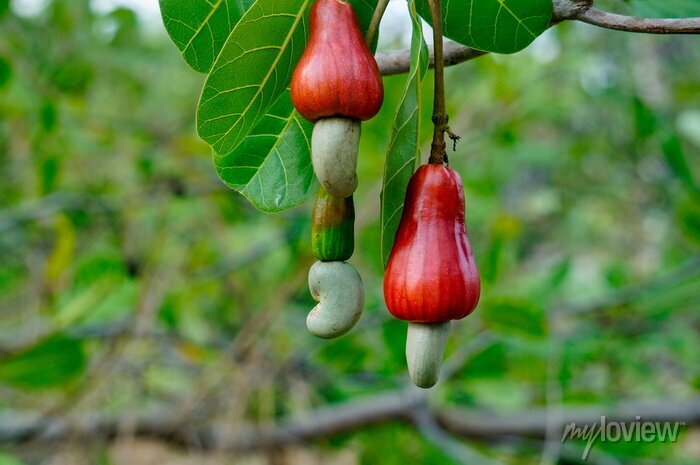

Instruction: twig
[578,7,700,34]
[364,0,390,47]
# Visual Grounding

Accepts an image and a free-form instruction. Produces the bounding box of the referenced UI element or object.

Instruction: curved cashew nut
[311,117,361,198]
[406,321,451,389]
[307,260,364,339]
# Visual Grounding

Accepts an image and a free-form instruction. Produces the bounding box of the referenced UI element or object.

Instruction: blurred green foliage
[0,1,699,464]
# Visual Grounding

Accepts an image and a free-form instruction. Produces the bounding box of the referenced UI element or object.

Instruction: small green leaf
[662,133,696,192]
[197,0,312,156]
[677,193,700,245]
[0,56,10,88]
[0,336,86,389]
[380,0,429,266]
[159,0,256,73]
[214,91,315,212]
[416,0,553,54]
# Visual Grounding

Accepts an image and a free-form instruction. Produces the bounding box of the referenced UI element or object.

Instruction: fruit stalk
[428,0,448,166]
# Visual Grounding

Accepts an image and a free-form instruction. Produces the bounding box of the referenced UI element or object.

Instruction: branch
[436,397,700,439]
[376,39,485,76]
[374,0,700,76]
[578,8,700,35]
[2,393,698,451]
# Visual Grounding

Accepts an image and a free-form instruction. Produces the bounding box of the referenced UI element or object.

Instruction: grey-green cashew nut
[307,260,364,339]
[406,321,451,389]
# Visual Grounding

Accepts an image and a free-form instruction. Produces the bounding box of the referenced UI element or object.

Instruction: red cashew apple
[291,0,383,122]
[384,164,481,388]
[291,0,383,198]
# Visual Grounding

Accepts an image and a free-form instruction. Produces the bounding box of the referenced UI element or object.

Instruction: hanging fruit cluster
[292,0,382,339]
[291,0,480,388]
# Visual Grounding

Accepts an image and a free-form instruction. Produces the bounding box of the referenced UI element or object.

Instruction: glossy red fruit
[291,0,383,122]
[384,164,481,323]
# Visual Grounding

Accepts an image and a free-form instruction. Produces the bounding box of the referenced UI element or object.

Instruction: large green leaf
[416,0,553,54]
[380,0,429,267]
[197,0,312,157]
[159,0,256,73]
[630,0,700,18]
[0,336,86,389]
[214,91,315,212]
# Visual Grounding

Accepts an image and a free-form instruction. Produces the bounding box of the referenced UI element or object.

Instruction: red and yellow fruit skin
[291,0,383,122]
[384,164,481,323]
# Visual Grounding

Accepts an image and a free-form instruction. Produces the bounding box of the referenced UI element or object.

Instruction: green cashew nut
[406,321,451,389]
[307,260,364,339]
[311,117,361,198]
[312,186,355,261]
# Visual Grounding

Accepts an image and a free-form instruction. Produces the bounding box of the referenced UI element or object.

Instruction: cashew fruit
[307,260,364,339]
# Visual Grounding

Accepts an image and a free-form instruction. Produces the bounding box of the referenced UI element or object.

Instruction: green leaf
[630,0,700,18]
[677,193,700,245]
[0,56,10,88]
[380,0,429,266]
[197,0,312,157]
[662,133,697,192]
[416,0,553,54]
[159,0,256,73]
[0,336,86,389]
[214,91,315,212]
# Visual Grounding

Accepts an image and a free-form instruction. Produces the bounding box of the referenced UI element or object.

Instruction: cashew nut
[406,321,451,388]
[307,260,364,338]
[311,117,361,198]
